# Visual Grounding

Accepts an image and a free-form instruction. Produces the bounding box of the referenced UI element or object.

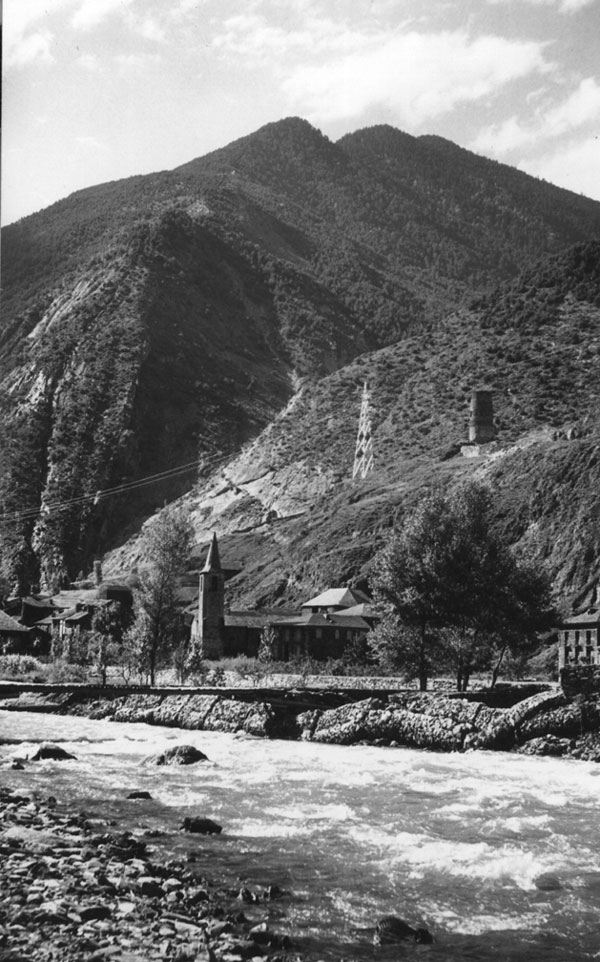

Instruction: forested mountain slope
[1,117,599,594]
[106,242,600,608]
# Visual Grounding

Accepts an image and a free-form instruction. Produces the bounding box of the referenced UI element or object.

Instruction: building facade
[558,600,600,671]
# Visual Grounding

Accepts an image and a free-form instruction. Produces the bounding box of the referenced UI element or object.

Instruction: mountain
[106,240,600,608]
[1,118,600,597]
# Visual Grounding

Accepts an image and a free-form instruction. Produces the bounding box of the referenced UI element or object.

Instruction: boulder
[375,916,433,944]
[473,690,568,750]
[518,735,572,757]
[181,816,222,835]
[534,873,562,891]
[519,702,583,742]
[138,877,165,898]
[111,694,163,724]
[308,698,386,745]
[78,904,112,922]
[31,744,76,761]
[145,745,209,766]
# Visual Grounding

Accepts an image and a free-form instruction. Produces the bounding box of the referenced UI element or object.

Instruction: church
[190,533,377,661]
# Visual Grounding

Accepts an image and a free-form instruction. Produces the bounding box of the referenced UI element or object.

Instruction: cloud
[115,52,162,73]
[472,77,600,153]
[71,0,135,31]
[3,0,71,67]
[75,135,109,151]
[281,30,547,127]
[213,12,363,60]
[5,30,54,68]
[522,135,600,199]
[77,53,100,71]
[487,0,595,13]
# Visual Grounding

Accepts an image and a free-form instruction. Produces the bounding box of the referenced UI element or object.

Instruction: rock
[137,877,165,898]
[181,817,222,835]
[144,745,209,766]
[474,690,568,751]
[534,873,562,891]
[78,904,113,922]
[517,735,571,757]
[31,744,76,761]
[375,915,433,945]
[127,791,153,799]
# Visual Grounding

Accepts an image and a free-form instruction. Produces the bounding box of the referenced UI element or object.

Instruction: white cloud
[136,18,166,42]
[213,12,363,60]
[5,30,54,68]
[77,53,100,71]
[3,0,71,67]
[71,0,136,31]
[115,52,162,73]
[522,135,600,199]
[487,0,595,13]
[281,30,547,127]
[75,135,109,151]
[472,77,600,153]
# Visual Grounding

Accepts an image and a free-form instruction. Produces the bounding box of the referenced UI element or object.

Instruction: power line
[0,451,231,528]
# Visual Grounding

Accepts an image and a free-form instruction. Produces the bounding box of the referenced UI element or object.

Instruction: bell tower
[198,532,225,659]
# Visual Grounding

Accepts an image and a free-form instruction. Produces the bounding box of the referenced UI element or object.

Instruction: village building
[558,591,600,671]
[190,533,376,661]
[0,609,33,654]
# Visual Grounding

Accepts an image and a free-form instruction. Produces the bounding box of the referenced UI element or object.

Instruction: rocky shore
[0,784,301,962]
[2,684,600,761]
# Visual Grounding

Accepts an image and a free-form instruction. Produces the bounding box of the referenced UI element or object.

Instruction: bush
[0,654,47,680]
[44,659,90,683]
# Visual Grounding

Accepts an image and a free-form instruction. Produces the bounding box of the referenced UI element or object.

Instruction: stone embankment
[0,785,298,962]
[2,684,600,760]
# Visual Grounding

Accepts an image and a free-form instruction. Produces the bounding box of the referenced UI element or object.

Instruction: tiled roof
[22,595,55,609]
[563,607,600,626]
[302,587,372,609]
[0,610,30,633]
[340,603,380,618]
[275,612,370,630]
[224,609,301,628]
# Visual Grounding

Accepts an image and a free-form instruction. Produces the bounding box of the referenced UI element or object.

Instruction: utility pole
[352,382,374,480]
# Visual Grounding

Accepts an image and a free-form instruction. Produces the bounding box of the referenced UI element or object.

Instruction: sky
[3,0,600,225]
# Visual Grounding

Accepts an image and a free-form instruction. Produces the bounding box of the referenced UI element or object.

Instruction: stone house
[558,589,600,670]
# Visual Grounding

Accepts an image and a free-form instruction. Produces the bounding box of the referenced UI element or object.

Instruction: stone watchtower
[198,532,225,659]
[469,389,495,443]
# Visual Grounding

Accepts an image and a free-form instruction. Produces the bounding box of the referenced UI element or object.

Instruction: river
[2,709,600,960]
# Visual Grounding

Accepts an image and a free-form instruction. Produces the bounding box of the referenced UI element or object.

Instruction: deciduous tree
[369,482,554,690]
[124,506,193,686]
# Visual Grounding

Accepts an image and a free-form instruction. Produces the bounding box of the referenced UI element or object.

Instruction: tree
[125,506,193,686]
[369,482,554,691]
[89,601,128,685]
[258,624,277,663]
[369,487,461,690]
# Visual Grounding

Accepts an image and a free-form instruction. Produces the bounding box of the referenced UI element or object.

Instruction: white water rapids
[2,709,600,960]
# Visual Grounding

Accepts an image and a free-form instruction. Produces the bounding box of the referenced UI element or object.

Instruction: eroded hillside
[105,242,600,607]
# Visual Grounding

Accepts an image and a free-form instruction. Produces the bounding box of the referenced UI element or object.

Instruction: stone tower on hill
[469,389,495,443]
[198,532,225,659]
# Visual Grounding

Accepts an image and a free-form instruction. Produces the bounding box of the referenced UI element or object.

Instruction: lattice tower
[352,382,374,480]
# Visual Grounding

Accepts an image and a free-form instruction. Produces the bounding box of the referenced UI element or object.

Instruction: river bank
[0,782,302,962]
[3,708,600,961]
[2,682,600,761]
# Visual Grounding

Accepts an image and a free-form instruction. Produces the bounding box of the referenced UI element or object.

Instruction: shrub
[0,654,47,680]
[44,659,90,683]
